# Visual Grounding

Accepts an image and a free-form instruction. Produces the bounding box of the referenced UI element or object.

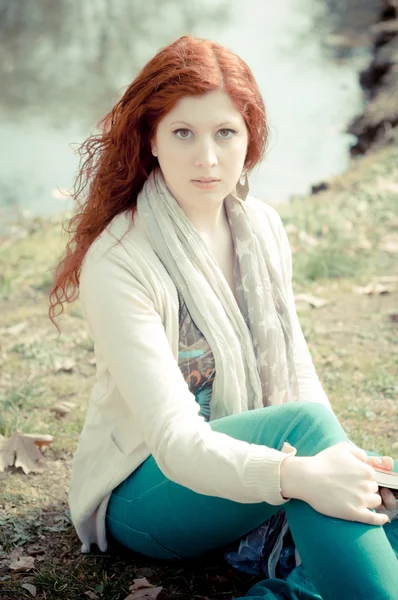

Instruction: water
[0,0,375,235]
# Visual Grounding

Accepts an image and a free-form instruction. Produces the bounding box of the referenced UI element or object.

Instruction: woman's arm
[279,442,389,526]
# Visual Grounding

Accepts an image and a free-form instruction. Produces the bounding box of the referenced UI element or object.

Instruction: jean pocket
[106,514,182,562]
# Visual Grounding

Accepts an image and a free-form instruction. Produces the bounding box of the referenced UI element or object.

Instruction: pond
[0,0,378,235]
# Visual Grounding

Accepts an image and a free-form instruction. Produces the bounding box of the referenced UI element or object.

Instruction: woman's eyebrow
[169,121,236,128]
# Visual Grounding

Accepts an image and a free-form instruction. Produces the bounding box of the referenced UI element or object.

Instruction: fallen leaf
[355,238,372,250]
[50,401,76,417]
[124,589,163,600]
[6,322,28,336]
[294,293,329,309]
[22,434,54,448]
[9,556,35,572]
[298,231,319,247]
[124,577,163,600]
[352,282,396,295]
[8,548,22,561]
[379,240,398,253]
[377,181,398,194]
[54,358,76,372]
[0,432,53,474]
[84,591,99,600]
[21,583,37,596]
[320,354,342,367]
[129,578,155,590]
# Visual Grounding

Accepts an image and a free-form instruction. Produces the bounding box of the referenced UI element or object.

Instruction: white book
[374,467,398,499]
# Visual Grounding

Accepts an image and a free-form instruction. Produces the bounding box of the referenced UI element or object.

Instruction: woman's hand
[363,455,397,513]
[290,442,390,526]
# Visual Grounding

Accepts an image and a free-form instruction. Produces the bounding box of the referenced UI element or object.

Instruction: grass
[0,142,397,598]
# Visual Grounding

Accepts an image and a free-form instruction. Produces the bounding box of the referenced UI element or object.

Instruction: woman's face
[151,90,249,213]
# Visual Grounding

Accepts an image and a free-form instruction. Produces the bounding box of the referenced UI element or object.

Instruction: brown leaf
[0,435,15,472]
[124,578,163,600]
[376,181,398,194]
[50,401,76,417]
[298,231,319,247]
[355,238,372,250]
[379,240,398,253]
[294,293,329,309]
[124,589,163,600]
[352,282,396,295]
[129,578,155,590]
[21,583,37,596]
[0,432,53,474]
[22,433,54,448]
[55,358,76,372]
[9,556,35,572]
[6,322,28,336]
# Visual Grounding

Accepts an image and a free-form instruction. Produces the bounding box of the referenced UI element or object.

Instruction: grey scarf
[137,169,299,420]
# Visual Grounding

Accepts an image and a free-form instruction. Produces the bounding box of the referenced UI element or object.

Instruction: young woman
[49,35,398,600]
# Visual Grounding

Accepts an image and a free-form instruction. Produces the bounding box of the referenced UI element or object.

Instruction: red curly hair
[49,35,269,330]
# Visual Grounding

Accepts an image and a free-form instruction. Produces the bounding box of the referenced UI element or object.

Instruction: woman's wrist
[280,455,314,501]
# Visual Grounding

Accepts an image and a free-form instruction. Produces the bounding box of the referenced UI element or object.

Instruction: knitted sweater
[69,194,339,553]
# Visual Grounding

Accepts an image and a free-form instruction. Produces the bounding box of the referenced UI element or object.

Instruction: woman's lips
[191,180,220,189]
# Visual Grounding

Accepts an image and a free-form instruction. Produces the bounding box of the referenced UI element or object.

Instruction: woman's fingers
[357,507,390,526]
[379,486,397,511]
[366,455,394,470]
[368,492,383,509]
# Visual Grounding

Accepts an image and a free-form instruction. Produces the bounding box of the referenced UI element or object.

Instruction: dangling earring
[236,171,249,201]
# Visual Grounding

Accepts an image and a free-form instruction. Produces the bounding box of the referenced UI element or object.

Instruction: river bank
[347,0,398,154]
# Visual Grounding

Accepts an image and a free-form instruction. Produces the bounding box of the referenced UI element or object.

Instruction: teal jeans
[105,402,398,600]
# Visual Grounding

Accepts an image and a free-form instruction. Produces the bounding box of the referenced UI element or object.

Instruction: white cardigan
[69,195,339,553]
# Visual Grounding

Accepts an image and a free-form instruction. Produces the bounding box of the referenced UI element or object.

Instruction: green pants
[106,402,398,599]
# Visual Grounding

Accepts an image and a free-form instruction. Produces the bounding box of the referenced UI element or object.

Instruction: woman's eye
[218,129,237,138]
[172,128,237,139]
[173,129,192,139]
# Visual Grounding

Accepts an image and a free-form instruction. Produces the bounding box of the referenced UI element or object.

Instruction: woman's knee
[249,401,347,455]
[291,400,337,421]
[280,401,348,454]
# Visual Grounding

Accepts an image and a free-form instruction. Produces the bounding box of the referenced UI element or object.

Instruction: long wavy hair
[49,35,269,330]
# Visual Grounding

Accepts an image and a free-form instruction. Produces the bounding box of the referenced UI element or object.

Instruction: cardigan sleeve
[79,242,298,507]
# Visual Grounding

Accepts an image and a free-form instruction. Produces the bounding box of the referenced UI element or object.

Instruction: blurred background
[0,0,385,235]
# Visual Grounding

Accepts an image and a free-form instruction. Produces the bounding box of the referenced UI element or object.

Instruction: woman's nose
[194,141,218,167]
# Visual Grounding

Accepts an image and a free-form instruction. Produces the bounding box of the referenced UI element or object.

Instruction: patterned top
[177,252,300,579]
